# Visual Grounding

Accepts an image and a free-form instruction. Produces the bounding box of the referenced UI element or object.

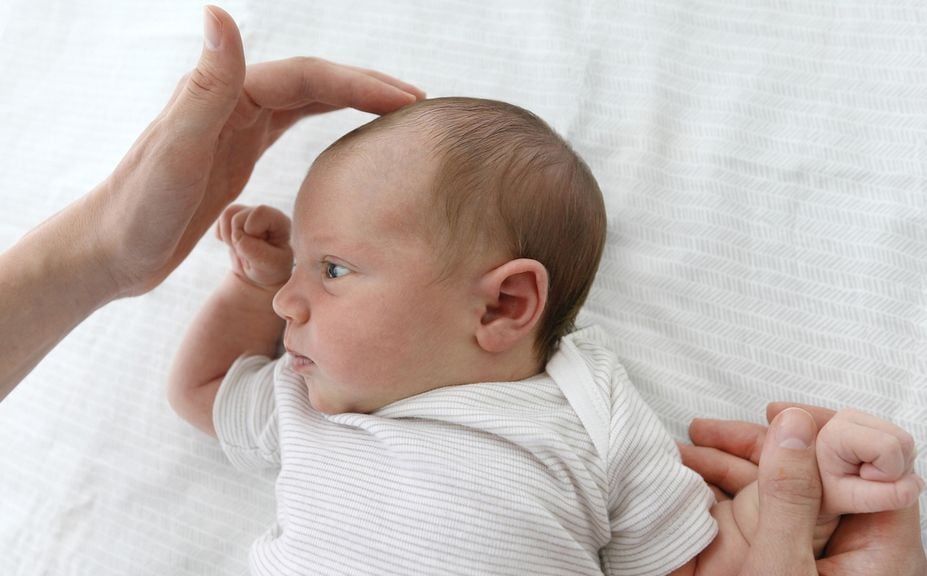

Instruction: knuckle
[294,56,329,96]
[898,430,916,459]
[764,470,821,506]
[174,72,192,93]
[185,66,232,98]
[293,55,324,68]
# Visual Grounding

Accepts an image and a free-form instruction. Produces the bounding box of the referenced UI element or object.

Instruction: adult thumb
[744,407,822,574]
[167,6,246,137]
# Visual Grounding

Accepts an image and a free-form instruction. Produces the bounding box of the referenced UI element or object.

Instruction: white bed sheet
[0,0,924,573]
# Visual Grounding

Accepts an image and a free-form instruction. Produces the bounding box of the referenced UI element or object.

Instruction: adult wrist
[25,192,123,310]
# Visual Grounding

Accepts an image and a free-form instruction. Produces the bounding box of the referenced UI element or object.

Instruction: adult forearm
[0,199,117,400]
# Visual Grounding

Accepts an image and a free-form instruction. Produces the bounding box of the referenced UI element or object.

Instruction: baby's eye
[325,262,351,279]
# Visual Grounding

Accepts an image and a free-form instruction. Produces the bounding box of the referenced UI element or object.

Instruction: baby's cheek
[328,326,397,380]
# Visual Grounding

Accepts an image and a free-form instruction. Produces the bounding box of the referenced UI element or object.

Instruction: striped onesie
[214,326,716,575]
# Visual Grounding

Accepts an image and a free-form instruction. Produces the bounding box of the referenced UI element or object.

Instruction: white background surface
[1,1,924,573]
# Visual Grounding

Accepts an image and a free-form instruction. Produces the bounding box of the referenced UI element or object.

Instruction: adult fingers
[243,57,423,116]
[343,63,427,99]
[767,402,836,430]
[165,6,246,137]
[268,103,343,138]
[688,417,767,465]
[678,443,758,496]
[816,505,927,576]
[741,408,822,574]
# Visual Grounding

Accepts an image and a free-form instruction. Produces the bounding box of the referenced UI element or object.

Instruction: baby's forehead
[341,123,435,164]
[297,130,442,238]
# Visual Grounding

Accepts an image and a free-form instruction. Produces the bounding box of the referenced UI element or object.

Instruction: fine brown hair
[319,97,607,365]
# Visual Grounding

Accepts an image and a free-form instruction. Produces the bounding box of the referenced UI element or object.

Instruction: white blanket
[0,1,924,573]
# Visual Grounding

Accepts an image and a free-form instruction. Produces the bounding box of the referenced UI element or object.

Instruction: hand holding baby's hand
[816,408,923,515]
[217,204,293,290]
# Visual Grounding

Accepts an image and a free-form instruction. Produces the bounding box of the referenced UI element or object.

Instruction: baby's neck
[462,344,545,386]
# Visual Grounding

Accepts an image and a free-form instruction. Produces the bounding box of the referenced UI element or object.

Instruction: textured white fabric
[213,328,716,576]
[0,1,924,574]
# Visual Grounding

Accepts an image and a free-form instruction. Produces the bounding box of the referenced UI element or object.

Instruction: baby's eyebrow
[292,231,374,263]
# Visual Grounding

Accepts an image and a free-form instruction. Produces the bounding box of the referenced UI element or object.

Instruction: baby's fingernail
[775,408,815,450]
[917,476,926,493]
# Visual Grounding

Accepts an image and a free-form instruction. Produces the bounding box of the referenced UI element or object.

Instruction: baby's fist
[816,408,924,515]
[217,204,293,290]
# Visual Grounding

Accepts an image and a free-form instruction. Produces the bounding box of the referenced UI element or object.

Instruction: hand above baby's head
[217,204,293,291]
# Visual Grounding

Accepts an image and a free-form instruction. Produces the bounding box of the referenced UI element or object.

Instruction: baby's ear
[474,259,549,354]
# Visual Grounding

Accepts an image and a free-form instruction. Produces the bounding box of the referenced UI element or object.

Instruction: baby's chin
[304,383,364,415]
[298,368,399,415]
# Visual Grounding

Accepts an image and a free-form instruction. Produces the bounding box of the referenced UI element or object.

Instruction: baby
[169,97,922,575]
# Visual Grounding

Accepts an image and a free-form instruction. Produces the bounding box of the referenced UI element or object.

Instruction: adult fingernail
[775,408,815,450]
[203,6,222,51]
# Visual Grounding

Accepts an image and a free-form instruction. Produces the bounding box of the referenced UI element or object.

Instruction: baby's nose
[272,281,309,324]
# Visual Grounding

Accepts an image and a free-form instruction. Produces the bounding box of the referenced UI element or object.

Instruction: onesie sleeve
[600,366,717,576]
[213,354,281,471]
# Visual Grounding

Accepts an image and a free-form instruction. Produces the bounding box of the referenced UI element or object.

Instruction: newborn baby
[169,97,922,575]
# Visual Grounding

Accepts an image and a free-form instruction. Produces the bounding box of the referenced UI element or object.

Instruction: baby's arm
[670,408,922,576]
[168,204,292,437]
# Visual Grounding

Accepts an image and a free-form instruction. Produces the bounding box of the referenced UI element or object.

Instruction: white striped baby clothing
[213,326,716,575]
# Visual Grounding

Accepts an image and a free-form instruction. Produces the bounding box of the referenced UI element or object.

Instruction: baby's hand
[816,408,924,515]
[217,204,293,290]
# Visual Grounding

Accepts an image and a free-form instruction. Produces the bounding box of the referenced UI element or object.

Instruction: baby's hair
[319,97,606,365]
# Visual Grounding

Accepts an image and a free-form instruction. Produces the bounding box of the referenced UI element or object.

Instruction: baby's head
[274,97,606,414]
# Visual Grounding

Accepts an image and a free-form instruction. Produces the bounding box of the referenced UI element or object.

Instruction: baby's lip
[284,344,315,371]
[285,344,311,361]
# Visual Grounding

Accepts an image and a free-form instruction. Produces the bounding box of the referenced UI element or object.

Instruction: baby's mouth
[285,346,315,373]
[290,353,315,373]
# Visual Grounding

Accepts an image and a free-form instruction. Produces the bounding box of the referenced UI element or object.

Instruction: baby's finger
[831,409,916,475]
[819,418,914,480]
[679,443,758,496]
[688,418,766,465]
[236,233,287,264]
[227,248,244,277]
[242,205,291,247]
[823,473,925,514]
[218,204,248,244]
[229,205,254,244]
[235,234,293,284]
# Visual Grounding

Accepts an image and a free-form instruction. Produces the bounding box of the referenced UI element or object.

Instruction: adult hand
[93,6,424,297]
[0,5,423,397]
[680,402,926,576]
